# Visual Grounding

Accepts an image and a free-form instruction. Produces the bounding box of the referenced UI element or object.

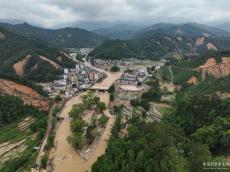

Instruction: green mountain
[90,23,230,60]
[137,23,230,38]
[0,27,75,82]
[93,24,145,39]
[0,23,105,48]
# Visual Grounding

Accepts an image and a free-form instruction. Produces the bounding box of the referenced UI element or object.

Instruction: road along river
[50,71,122,172]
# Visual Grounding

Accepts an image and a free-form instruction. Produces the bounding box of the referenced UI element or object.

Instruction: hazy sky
[0,0,230,28]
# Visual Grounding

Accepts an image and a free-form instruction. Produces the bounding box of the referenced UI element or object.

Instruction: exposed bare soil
[196,37,205,46]
[119,85,148,92]
[199,57,230,78]
[0,32,5,39]
[13,55,31,76]
[207,43,218,51]
[0,79,49,111]
[186,76,198,85]
[0,139,27,165]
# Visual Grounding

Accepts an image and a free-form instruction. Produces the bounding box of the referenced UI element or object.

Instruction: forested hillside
[0,27,75,82]
[93,94,230,172]
[0,95,48,171]
[92,60,230,171]
[0,23,105,48]
[93,24,144,39]
[90,23,230,60]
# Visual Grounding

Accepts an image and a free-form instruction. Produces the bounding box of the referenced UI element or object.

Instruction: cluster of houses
[92,58,167,71]
[43,62,104,98]
[92,59,130,68]
[118,69,150,86]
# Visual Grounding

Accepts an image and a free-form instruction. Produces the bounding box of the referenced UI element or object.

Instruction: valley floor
[49,65,122,172]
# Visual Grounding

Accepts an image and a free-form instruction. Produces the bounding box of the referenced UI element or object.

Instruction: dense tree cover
[131,85,162,110]
[24,56,63,82]
[92,114,214,172]
[1,114,47,172]
[110,65,120,72]
[0,23,105,48]
[0,97,47,172]
[98,115,109,127]
[93,94,230,171]
[68,103,86,150]
[41,153,48,169]
[92,61,229,172]
[89,23,230,60]
[97,102,107,112]
[0,27,75,82]
[131,75,162,110]
[145,75,160,88]
[68,92,108,150]
[166,93,230,155]
[169,94,230,135]
[185,76,230,94]
[0,95,46,126]
[159,66,201,85]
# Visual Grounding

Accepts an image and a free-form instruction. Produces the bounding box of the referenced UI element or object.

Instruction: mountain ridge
[0,22,105,48]
[90,23,230,60]
[93,24,145,39]
[0,27,75,82]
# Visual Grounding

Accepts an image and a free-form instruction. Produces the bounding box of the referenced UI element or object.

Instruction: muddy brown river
[50,72,121,172]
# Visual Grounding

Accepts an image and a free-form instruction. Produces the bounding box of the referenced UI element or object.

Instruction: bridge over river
[49,60,122,172]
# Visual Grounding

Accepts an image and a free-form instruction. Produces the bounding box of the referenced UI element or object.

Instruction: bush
[110,65,120,72]
[110,93,115,101]
[98,115,109,127]
[41,153,48,169]
[55,95,62,102]
[68,134,85,150]
[97,102,107,112]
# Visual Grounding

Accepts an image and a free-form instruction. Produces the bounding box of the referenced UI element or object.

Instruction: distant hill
[0,19,25,24]
[0,27,75,82]
[90,23,230,60]
[93,24,145,39]
[216,23,230,32]
[136,23,230,38]
[0,23,105,48]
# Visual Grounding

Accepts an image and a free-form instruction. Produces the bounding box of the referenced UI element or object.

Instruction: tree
[97,102,107,112]
[82,93,94,109]
[141,88,161,102]
[86,128,99,144]
[130,99,139,107]
[110,65,120,72]
[41,153,48,169]
[137,82,142,87]
[188,143,212,172]
[70,119,85,133]
[93,96,100,105]
[108,84,115,93]
[55,94,62,102]
[69,104,84,119]
[110,93,114,101]
[98,115,109,127]
[69,134,85,150]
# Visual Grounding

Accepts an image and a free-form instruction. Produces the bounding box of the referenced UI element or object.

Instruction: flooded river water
[50,72,121,172]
